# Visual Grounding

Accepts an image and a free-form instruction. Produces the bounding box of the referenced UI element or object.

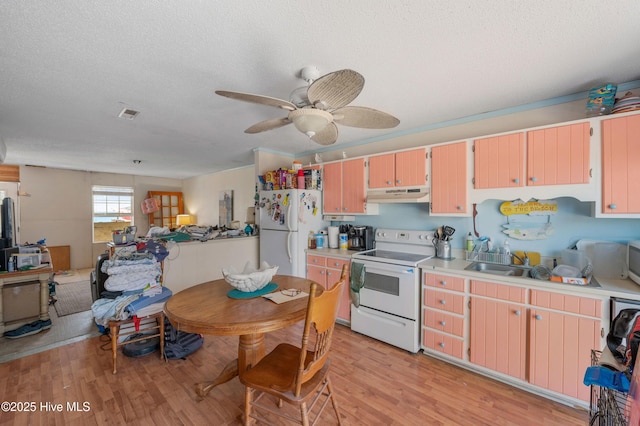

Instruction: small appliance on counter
[341,225,374,251]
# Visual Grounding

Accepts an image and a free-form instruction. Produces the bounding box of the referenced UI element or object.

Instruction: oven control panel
[375,228,436,247]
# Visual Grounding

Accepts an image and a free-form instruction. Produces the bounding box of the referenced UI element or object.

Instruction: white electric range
[350,228,436,353]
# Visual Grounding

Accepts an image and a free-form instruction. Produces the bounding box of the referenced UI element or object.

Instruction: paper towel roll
[328,226,339,249]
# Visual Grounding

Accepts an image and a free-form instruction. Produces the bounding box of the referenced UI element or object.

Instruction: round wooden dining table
[163,274,318,398]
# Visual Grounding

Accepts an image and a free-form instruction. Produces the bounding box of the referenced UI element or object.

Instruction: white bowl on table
[222,261,278,293]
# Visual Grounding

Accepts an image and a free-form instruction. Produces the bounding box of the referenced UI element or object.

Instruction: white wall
[182,165,256,227]
[18,166,182,269]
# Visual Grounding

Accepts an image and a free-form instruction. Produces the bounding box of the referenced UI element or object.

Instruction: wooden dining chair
[239,265,347,426]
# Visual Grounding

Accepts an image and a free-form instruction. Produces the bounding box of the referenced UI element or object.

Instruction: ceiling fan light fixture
[289,109,333,138]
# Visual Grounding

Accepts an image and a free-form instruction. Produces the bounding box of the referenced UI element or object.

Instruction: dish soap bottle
[465,232,474,252]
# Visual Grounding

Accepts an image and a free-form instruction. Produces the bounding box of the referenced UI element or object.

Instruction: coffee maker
[348,226,374,251]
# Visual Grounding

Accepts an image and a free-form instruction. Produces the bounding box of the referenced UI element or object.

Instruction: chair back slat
[294,265,346,396]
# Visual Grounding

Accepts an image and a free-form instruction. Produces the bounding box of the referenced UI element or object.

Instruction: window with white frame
[92,186,134,243]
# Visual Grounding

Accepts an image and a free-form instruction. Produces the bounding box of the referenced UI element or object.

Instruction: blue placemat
[227,282,278,299]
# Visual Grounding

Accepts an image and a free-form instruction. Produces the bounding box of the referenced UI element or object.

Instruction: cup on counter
[339,233,348,250]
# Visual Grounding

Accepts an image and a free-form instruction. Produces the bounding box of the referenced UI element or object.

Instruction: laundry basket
[589,350,629,426]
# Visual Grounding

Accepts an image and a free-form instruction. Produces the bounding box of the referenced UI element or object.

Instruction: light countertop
[419,254,640,300]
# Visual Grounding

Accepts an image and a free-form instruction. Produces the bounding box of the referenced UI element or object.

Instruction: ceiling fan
[215,67,400,146]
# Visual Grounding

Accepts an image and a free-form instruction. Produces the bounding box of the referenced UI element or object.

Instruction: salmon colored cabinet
[306,254,351,323]
[421,272,466,360]
[474,132,524,189]
[529,290,602,402]
[526,122,590,186]
[368,148,427,188]
[469,280,527,380]
[430,142,467,214]
[470,297,526,380]
[323,159,367,214]
[601,114,640,214]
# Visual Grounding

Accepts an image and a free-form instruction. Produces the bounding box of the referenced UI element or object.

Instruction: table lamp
[176,214,195,226]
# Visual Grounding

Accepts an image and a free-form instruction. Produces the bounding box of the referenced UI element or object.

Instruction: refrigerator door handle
[286,231,293,263]
[286,202,294,231]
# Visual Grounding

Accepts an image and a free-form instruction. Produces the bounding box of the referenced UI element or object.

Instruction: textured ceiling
[1,1,639,179]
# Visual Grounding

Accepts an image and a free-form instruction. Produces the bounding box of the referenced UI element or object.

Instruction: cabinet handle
[313,259,318,263]
[530,176,537,182]
[439,342,445,348]
[386,180,392,185]
[334,262,339,267]
[396,179,401,184]
[513,178,519,184]
[535,314,542,320]
[456,206,462,210]
[439,320,446,326]
[609,204,617,210]
[440,280,446,286]
[440,299,446,305]
[343,207,348,211]
[320,270,325,275]
[335,207,339,211]
[514,310,521,316]
[327,271,332,276]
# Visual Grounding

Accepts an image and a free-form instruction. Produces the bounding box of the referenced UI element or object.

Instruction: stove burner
[355,249,432,264]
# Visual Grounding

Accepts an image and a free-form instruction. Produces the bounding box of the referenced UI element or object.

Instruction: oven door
[352,259,420,321]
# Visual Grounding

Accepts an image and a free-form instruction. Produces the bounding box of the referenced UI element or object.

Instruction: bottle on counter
[465,232,474,252]
[503,239,511,256]
[308,231,316,249]
[297,169,305,189]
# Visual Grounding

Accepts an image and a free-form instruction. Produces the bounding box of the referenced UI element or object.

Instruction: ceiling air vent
[118,108,140,120]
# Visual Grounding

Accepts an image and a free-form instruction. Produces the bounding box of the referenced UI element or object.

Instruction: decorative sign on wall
[219,190,233,227]
[500,199,557,240]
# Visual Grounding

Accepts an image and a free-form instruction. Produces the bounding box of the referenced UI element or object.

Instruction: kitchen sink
[464,262,531,277]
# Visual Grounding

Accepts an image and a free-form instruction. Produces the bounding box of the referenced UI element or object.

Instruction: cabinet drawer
[422,330,464,359]
[307,254,327,267]
[424,289,465,315]
[423,307,464,337]
[530,290,602,318]
[424,273,465,293]
[470,280,526,303]
[326,257,350,271]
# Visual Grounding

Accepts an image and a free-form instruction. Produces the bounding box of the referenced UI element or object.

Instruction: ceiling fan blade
[307,69,364,109]
[332,106,400,129]
[245,117,292,134]
[310,123,338,146]
[215,90,297,111]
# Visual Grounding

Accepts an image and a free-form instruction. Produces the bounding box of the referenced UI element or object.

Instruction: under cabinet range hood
[366,188,430,204]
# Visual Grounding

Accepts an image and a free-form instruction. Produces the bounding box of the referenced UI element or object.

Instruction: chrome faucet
[512,252,530,266]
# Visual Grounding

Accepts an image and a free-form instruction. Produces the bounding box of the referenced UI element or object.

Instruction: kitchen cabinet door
[529,308,600,402]
[368,153,395,188]
[341,158,366,214]
[369,149,426,189]
[306,264,328,288]
[469,297,526,380]
[601,114,640,214]
[526,122,590,186]
[322,162,343,214]
[431,142,467,214]
[394,148,427,187]
[474,132,524,188]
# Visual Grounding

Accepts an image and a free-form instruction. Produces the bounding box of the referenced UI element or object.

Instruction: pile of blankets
[91,252,172,327]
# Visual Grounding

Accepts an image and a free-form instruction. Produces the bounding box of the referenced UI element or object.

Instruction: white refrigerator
[258,189,327,278]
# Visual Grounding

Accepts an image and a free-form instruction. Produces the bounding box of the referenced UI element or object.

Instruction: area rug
[54,280,93,317]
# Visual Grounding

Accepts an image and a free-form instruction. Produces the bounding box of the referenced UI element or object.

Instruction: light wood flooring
[0,322,589,425]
